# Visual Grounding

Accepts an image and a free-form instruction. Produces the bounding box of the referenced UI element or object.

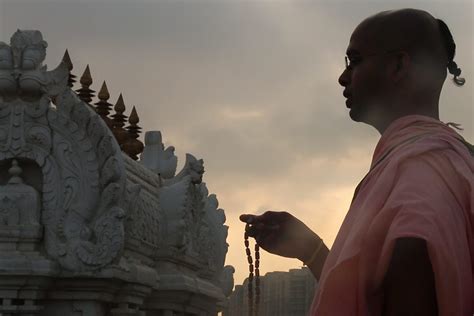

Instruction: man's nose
[338,68,350,87]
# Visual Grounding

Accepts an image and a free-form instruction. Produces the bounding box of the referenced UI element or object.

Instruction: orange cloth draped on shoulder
[310,115,474,316]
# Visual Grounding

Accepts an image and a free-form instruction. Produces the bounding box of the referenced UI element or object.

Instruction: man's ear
[390,51,411,83]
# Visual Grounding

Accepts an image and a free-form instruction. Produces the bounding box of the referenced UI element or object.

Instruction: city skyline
[1,0,472,287]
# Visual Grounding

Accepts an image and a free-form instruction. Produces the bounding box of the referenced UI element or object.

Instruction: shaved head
[356,9,447,68]
[339,8,464,134]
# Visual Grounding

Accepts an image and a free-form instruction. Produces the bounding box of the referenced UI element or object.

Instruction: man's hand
[239,211,321,262]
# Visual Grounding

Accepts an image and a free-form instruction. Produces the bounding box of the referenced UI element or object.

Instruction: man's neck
[373,109,440,135]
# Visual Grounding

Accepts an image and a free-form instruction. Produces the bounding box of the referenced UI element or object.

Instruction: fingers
[241,211,290,250]
[260,211,293,223]
[240,211,292,224]
[239,214,256,224]
[245,222,280,238]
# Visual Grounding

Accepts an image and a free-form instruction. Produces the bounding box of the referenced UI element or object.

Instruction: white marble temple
[0,30,233,316]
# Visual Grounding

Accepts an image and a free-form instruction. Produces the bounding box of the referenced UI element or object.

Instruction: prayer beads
[244,223,260,316]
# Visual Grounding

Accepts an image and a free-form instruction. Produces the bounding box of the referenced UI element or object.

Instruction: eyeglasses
[344,50,400,70]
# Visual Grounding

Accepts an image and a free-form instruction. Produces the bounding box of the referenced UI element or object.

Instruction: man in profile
[241,8,473,316]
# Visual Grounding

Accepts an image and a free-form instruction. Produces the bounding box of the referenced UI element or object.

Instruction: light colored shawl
[310,115,474,316]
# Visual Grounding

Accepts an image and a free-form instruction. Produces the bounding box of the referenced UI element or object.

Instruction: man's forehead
[346,23,379,55]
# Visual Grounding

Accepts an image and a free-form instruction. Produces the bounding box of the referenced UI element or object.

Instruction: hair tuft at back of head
[437,19,465,86]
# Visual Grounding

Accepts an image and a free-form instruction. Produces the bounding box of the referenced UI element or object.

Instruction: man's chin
[348,106,370,124]
[348,107,361,122]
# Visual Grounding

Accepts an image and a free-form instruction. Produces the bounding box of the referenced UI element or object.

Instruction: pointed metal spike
[62,49,73,70]
[98,81,110,100]
[114,93,125,113]
[129,106,139,125]
[80,65,92,86]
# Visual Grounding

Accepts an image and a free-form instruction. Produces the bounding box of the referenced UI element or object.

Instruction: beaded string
[244,223,260,316]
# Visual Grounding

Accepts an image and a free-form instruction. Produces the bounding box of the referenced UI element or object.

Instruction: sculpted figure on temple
[10,30,47,70]
[140,131,178,180]
[163,153,204,187]
[0,159,41,235]
[0,30,68,101]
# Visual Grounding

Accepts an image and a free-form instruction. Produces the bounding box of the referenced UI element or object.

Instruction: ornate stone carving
[0,30,234,315]
[158,177,189,250]
[0,30,127,271]
[140,130,233,287]
[140,131,177,180]
[0,159,41,229]
[46,90,127,271]
[124,181,163,248]
[219,265,235,297]
[124,154,160,190]
[202,193,229,272]
[163,153,204,186]
[0,30,68,102]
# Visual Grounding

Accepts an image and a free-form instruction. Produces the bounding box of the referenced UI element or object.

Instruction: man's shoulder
[392,132,474,172]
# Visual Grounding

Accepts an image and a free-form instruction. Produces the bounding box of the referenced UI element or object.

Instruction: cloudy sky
[1,0,472,287]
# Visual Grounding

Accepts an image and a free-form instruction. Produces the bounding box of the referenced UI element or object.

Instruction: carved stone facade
[0,30,233,316]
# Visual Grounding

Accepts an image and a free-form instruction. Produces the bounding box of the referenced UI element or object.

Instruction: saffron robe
[310,115,474,316]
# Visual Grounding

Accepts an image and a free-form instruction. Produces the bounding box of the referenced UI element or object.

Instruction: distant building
[223,267,318,316]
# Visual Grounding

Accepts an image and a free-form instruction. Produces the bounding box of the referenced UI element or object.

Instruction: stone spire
[62,49,76,88]
[76,65,95,107]
[94,81,114,130]
[123,106,144,160]
[111,93,129,149]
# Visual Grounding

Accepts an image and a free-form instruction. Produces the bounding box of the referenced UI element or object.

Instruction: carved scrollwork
[195,189,229,279]
[43,89,127,271]
[25,123,51,150]
[76,206,125,267]
[0,29,127,271]
[124,182,163,248]
[23,95,49,118]
[101,156,122,188]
